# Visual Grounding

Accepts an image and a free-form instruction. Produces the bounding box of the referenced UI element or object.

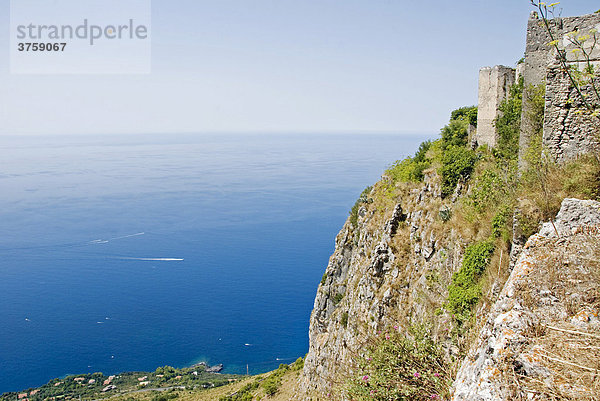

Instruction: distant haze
[0,0,596,136]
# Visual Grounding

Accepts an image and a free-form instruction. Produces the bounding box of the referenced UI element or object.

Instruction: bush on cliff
[451,105,478,127]
[349,186,373,229]
[386,140,432,183]
[440,118,470,150]
[439,146,477,198]
[383,105,478,193]
[446,239,495,323]
[437,106,479,197]
[346,325,450,401]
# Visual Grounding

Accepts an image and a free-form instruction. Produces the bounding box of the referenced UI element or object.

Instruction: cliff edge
[453,198,600,400]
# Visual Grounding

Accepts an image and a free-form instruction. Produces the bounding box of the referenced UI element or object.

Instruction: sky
[0,0,597,136]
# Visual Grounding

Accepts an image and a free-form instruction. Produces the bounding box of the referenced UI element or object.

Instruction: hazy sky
[0,0,597,136]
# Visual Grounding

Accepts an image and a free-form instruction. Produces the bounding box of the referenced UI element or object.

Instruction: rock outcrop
[296,172,468,399]
[452,198,600,400]
[295,193,600,400]
[294,8,600,399]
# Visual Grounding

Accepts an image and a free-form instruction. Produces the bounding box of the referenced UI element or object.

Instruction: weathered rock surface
[539,198,600,237]
[295,172,466,399]
[519,11,600,166]
[452,198,600,401]
[205,364,224,373]
[543,68,600,162]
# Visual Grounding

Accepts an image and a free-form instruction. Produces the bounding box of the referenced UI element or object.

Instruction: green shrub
[346,325,450,401]
[440,118,470,150]
[446,239,496,323]
[219,382,258,401]
[439,146,477,198]
[261,377,280,396]
[467,169,505,213]
[494,77,524,160]
[349,186,373,228]
[414,140,432,163]
[261,366,289,397]
[386,141,432,183]
[291,357,304,371]
[492,206,512,240]
[451,105,478,127]
[341,312,349,328]
[320,273,328,286]
[332,293,344,305]
[386,158,427,183]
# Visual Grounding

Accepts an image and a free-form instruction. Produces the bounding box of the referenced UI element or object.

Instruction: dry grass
[478,239,512,310]
[525,326,600,400]
[513,234,600,400]
[519,154,600,238]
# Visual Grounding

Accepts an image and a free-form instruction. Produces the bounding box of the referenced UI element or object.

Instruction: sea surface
[0,133,429,392]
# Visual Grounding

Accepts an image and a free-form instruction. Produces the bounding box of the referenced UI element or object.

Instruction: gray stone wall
[519,11,600,164]
[543,65,600,162]
[476,66,515,147]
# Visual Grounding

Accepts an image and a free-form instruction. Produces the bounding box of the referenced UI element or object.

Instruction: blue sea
[0,133,428,393]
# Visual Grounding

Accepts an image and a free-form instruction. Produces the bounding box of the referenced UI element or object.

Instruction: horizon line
[0,130,436,137]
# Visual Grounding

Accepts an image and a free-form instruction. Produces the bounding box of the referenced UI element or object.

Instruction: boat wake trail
[116,257,184,262]
[87,232,145,245]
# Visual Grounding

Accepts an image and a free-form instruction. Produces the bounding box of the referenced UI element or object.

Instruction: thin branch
[531,1,600,118]
[539,352,599,372]
[546,325,600,339]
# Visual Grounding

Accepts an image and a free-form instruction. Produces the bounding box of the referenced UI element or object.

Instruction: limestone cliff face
[292,11,600,399]
[296,172,469,399]
[295,179,599,401]
[452,199,600,401]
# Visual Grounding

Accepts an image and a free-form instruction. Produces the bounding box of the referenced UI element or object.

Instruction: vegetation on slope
[346,325,451,401]
[218,358,304,400]
[341,73,600,399]
[385,141,432,183]
[0,365,242,401]
[349,186,373,229]
[1,359,305,401]
[446,239,496,324]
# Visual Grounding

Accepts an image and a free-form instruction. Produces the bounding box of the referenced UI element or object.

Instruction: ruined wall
[476,66,515,148]
[518,11,600,164]
[543,66,600,161]
[295,10,600,401]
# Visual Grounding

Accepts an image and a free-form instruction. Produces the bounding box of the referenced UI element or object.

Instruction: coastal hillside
[0,360,305,401]
[295,107,600,400]
[295,6,600,400]
[2,6,599,401]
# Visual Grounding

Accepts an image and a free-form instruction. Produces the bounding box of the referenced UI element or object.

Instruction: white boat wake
[87,232,145,245]
[110,232,145,240]
[117,257,184,261]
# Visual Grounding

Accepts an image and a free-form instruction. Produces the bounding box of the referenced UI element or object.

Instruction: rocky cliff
[293,7,600,400]
[452,198,600,400]
[295,172,600,400]
[295,169,476,399]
